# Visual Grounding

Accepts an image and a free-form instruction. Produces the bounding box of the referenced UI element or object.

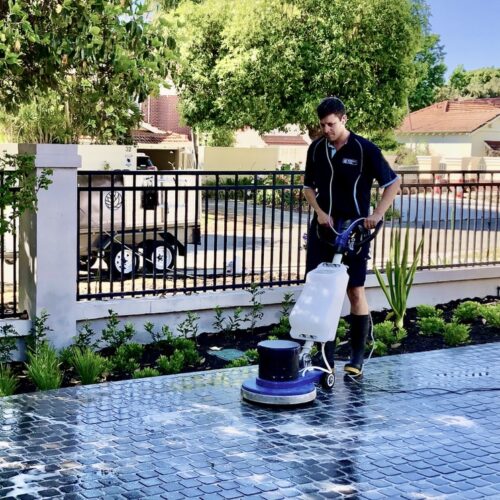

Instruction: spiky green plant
[133,367,160,379]
[443,322,470,346]
[416,304,443,319]
[70,348,107,385]
[374,227,423,330]
[26,342,63,391]
[452,301,482,323]
[0,364,18,397]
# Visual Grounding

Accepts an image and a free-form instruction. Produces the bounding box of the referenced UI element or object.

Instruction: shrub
[336,318,349,344]
[0,364,18,397]
[177,312,199,339]
[101,310,135,350]
[452,301,482,323]
[481,304,500,328]
[416,304,443,319]
[171,338,200,366]
[133,367,160,379]
[417,317,446,336]
[373,321,396,345]
[270,317,290,338]
[371,339,388,356]
[26,342,63,391]
[227,357,250,368]
[109,343,144,376]
[244,349,259,363]
[73,322,100,351]
[443,323,470,346]
[27,310,52,354]
[0,324,17,364]
[245,283,265,333]
[157,351,185,375]
[70,348,107,385]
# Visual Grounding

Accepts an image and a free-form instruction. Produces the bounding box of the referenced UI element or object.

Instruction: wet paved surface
[1,343,500,499]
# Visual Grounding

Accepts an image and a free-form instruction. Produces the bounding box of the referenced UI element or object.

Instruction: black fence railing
[76,169,499,301]
[0,173,19,319]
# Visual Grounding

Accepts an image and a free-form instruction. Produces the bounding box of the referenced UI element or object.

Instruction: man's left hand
[364,212,383,229]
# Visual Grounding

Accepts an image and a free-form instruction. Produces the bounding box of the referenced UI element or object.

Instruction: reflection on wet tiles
[0,344,500,498]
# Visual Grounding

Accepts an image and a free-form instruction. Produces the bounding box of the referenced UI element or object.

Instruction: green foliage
[335,318,349,344]
[270,292,295,338]
[0,1,174,143]
[416,304,443,318]
[267,335,279,341]
[481,304,500,328]
[205,128,236,147]
[170,337,200,366]
[394,146,418,167]
[0,154,53,236]
[0,364,18,397]
[417,316,445,336]
[157,351,185,375]
[443,323,470,347]
[133,367,161,379]
[372,321,407,352]
[371,339,389,356]
[73,322,100,352]
[26,342,63,391]
[0,324,17,363]
[26,309,53,355]
[144,321,174,345]
[373,227,423,330]
[244,349,259,363]
[101,310,135,350]
[226,357,250,368]
[452,301,482,323]
[109,343,144,376]
[408,33,447,111]
[438,66,500,100]
[70,348,107,385]
[168,0,423,136]
[177,312,199,339]
[245,283,265,333]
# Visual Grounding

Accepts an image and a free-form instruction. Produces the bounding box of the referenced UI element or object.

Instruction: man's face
[319,113,347,142]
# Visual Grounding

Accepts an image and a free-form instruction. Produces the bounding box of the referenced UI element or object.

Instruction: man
[303,97,401,377]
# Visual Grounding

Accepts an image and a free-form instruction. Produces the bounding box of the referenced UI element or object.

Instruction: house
[396,98,500,158]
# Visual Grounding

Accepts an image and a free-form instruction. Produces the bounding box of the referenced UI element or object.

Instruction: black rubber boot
[311,341,335,370]
[344,314,370,377]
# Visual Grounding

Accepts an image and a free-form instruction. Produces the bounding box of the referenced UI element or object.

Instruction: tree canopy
[166,0,424,137]
[0,1,175,143]
[438,66,500,100]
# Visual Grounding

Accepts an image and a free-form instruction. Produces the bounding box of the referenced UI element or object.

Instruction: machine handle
[352,219,384,248]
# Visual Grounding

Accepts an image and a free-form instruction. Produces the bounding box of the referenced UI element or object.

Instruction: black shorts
[305,220,370,288]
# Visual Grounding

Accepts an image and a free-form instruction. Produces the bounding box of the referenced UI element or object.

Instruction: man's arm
[364,177,401,229]
[303,187,333,226]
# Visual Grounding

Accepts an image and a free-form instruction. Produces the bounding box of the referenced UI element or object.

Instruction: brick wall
[141,96,191,139]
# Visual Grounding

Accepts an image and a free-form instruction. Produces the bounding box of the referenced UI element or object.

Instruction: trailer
[78,171,200,278]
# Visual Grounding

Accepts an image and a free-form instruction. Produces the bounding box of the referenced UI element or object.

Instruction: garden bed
[1,295,499,396]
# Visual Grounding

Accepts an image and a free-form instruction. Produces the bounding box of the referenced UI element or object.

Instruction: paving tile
[1,344,500,499]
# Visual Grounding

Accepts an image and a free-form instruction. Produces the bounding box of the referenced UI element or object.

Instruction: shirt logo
[342,158,358,166]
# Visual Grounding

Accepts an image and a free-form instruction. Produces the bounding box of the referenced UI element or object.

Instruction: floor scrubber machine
[241,218,382,406]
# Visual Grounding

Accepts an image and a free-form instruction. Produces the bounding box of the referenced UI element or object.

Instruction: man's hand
[364,212,383,229]
[317,211,334,227]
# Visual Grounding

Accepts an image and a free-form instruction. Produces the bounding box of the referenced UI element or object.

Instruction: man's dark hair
[316,97,346,119]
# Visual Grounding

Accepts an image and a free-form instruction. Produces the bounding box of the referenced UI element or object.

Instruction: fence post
[18,144,81,349]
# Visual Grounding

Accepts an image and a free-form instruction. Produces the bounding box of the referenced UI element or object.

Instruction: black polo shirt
[304,132,398,221]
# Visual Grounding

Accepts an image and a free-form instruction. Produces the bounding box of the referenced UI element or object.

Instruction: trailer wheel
[146,241,176,273]
[106,243,140,278]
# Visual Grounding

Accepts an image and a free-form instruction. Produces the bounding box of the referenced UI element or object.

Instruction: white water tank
[289,263,349,342]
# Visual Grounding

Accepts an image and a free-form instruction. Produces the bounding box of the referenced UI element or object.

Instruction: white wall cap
[18,144,82,169]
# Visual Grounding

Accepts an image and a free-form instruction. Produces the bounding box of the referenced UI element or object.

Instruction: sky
[426,0,500,79]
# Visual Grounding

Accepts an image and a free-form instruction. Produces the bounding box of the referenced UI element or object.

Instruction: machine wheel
[321,372,335,391]
[79,253,97,272]
[106,243,140,279]
[145,240,176,273]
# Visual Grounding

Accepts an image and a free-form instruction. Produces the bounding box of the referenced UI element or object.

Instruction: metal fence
[0,172,19,319]
[76,169,500,301]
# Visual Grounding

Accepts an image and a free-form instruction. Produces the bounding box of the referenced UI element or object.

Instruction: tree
[408,34,446,110]
[437,66,500,101]
[166,0,424,137]
[0,1,175,143]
